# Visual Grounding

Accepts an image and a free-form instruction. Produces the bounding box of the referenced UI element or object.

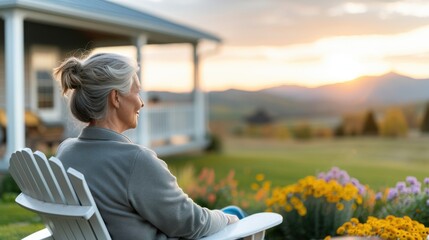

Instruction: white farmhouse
[0,0,221,171]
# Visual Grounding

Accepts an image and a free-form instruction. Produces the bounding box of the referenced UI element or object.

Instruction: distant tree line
[232,102,429,140]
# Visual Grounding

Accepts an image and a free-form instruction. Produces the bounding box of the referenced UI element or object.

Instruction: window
[36,70,54,109]
[31,46,60,123]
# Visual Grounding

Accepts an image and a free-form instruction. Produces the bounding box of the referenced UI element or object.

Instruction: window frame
[30,46,61,123]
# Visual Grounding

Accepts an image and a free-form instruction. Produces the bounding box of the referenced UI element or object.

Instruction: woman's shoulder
[126,144,169,169]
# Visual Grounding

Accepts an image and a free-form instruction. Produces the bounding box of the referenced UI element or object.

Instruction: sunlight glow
[322,54,364,82]
[93,24,429,91]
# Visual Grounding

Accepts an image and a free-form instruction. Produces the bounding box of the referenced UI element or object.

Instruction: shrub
[374,176,429,226]
[184,168,249,210]
[205,133,223,153]
[291,123,313,140]
[0,174,20,197]
[1,193,17,203]
[265,167,366,239]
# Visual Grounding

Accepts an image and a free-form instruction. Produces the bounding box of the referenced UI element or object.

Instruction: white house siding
[24,51,31,109]
[0,49,4,108]
[0,51,31,109]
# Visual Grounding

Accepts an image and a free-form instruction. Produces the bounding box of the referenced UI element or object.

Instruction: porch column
[135,35,150,147]
[3,10,25,168]
[192,43,205,143]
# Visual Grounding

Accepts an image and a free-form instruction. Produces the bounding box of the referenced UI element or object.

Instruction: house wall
[0,19,4,109]
[0,50,39,110]
[0,48,4,109]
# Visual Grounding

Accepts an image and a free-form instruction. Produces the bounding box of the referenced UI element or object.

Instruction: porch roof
[0,0,221,44]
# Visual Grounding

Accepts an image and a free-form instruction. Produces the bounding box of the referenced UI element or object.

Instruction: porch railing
[147,103,195,143]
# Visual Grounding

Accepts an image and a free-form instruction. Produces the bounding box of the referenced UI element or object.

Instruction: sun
[322,53,364,82]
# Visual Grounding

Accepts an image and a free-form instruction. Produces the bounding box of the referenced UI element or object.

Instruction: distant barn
[245,108,274,125]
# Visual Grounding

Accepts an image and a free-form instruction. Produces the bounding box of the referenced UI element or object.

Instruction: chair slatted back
[9,148,111,240]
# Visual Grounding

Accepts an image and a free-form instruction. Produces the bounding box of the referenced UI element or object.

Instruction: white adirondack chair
[9,148,283,240]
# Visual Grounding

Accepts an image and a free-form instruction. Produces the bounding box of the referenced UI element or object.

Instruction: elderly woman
[54,53,238,240]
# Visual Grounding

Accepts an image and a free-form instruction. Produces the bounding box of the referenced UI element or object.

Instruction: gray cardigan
[56,127,228,240]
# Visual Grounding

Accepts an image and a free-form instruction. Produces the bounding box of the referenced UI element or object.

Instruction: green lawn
[0,203,44,240]
[3,135,429,239]
[164,136,429,191]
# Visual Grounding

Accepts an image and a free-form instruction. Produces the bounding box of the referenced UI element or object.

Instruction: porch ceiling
[0,0,221,45]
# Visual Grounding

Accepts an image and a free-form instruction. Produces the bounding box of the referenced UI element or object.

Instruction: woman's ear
[109,90,120,108]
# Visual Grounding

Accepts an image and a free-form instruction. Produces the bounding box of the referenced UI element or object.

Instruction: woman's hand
[225,214,239,225]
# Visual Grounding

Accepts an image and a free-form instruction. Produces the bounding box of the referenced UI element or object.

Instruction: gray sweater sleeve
[127,148,228,239]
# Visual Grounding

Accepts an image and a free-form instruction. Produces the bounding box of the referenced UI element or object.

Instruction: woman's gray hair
[54,53,138,123]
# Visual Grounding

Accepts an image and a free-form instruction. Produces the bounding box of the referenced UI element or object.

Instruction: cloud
[382,0,429,18]
[328,2,368,16]
[112,0,429,46]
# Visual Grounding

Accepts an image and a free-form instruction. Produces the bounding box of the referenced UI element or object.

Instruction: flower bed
[182,166,429,240]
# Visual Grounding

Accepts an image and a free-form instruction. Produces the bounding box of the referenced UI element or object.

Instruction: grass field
[3,136,429,239]
[0,203,44,240]
[164,136,429,191]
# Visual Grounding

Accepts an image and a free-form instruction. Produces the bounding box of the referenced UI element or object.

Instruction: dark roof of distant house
[245,108,274,124]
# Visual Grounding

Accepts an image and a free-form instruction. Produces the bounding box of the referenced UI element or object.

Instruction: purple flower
[375,192,383,200]
[410,186,421,195]
[317,173,325,179]
[338,170,350,184]
[358,185,366,195]
[351,178,360,186]
[424,178,429,185]
[387,188,398,201]
[330,167,340,176]
[396,182,406,191]
[325,175,332,182]
[406,176,418,186]
[426,199,429,207]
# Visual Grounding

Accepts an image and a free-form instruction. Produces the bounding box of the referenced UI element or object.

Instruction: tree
[420,102,429,133]
[361,110,379,136]
[380,108,408,137]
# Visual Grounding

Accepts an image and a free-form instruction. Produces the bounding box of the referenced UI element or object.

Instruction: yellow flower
[350,218,359,224]
[336,202,344,211]
[284,204,293,212]
[297,207,307,216]
[256,173,265,182]
[262,181,271,191]
[251,183,259,191]
[337,226,346,235]
[337,216,429,239]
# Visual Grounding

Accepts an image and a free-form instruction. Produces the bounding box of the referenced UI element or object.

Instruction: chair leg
[243,231,265,240]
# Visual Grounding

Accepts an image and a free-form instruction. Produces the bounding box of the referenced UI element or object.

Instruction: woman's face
[117,75,144,131]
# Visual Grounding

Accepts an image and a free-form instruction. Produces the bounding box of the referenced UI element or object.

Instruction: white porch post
[3,10,25,168]
[192,43,205,143]
[135,35,150,147]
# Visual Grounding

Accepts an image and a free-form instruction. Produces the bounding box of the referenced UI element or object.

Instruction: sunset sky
[108,0,429,92]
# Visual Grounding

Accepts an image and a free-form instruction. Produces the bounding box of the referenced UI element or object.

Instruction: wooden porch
[0,100,207,161]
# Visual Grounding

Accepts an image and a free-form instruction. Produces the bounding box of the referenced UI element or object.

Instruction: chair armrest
[200,212,283,240]
[15,193,95,219]
[22,228,53,240]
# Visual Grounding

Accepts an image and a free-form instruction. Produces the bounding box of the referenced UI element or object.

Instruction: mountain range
[260,72,429,105]
[150,72,429,121]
